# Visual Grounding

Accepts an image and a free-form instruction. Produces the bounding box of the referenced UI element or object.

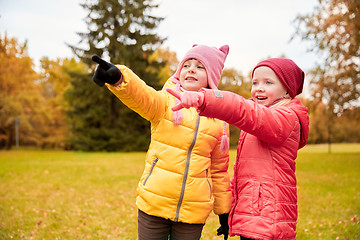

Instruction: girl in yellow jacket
[92,44,232,240]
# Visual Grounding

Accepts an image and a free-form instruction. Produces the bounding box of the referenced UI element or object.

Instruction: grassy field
[0,143,359,239]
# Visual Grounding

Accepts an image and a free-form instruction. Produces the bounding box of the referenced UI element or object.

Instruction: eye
[266,81,272,85]
[183,63,190,68]
[252,81,258,85]
[197,65,205,69]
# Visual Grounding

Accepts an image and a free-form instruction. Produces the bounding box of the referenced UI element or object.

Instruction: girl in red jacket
[168,58,310,239]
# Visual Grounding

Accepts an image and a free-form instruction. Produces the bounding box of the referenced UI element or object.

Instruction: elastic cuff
[112,75,123,87]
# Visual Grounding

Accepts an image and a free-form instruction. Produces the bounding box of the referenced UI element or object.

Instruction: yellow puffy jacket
[107,65,232,224]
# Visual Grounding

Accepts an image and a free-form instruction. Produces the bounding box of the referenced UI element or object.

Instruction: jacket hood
[290,99,309,149]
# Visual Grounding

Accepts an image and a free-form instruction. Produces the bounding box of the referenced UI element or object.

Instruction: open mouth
[256,96,268,103]
[185,76,197,81]
[257,96,267,101]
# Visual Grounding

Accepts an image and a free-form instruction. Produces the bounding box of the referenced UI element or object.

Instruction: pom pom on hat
[252,58,305,99]
[172,44,229,90]
[172,82,183,124]
[220,122,229,153]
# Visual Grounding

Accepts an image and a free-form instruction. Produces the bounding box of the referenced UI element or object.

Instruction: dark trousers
[138,209,204,240]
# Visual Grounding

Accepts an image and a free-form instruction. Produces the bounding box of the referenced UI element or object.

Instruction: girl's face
[179,59,208,91]
[251,66,288,106]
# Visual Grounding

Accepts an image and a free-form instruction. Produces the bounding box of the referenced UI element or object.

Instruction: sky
[1,0,321,76]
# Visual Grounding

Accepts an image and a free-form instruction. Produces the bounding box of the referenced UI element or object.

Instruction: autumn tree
[303,98,360,144]
[0,34,47,149]
[38,57,89,149]
[332,106,360,142]
[148,47,178,85]
[302,98,330,144]
[219,68,251,98]
[292,0,360,115]
[66,0,165,151]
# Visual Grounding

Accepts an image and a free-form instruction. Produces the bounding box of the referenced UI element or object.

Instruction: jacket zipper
[143,157,159,186]
[206,169,212,198]
[174,114,200,222]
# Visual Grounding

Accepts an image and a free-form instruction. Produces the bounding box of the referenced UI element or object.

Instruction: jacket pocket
[143,157,159,186]
[252,181,263,215]
[206,169,212,199]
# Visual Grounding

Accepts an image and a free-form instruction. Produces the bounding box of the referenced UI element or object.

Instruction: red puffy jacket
[198,89,309,239]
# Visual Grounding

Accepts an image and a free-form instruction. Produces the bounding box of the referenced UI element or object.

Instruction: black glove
[92,55,122,87]
[217,213,229,240]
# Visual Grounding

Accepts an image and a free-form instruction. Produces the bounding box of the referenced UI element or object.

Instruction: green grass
[0,151,144,239]
[296,144,360,240]
[0,144,359,239]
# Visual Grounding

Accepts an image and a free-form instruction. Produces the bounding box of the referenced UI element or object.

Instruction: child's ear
[219,45,229,55]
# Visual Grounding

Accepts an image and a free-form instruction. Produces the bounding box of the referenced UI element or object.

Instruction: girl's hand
[166,88,205,111]
[217,213,229,240]
[92,55,122,87]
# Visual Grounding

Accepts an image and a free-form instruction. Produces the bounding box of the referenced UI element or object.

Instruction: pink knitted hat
[172,44,229,89]
[252,58,305,98]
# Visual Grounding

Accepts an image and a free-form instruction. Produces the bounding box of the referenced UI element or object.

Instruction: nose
[254,83,264,92]
[187,65,196,73]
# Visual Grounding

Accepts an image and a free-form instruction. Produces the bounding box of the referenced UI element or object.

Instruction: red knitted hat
[172,44,229,90]
[252,58,305,98]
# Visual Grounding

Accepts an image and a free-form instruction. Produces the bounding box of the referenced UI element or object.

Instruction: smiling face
[251,66,289,106]
[179,59,208,91]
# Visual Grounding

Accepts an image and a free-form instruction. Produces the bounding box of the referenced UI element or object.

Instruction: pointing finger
[166,88,181,100]
[92,55,111,70]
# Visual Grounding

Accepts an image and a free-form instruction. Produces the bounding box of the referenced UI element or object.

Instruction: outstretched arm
[168,88,299,145]
[107,67,169,123]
